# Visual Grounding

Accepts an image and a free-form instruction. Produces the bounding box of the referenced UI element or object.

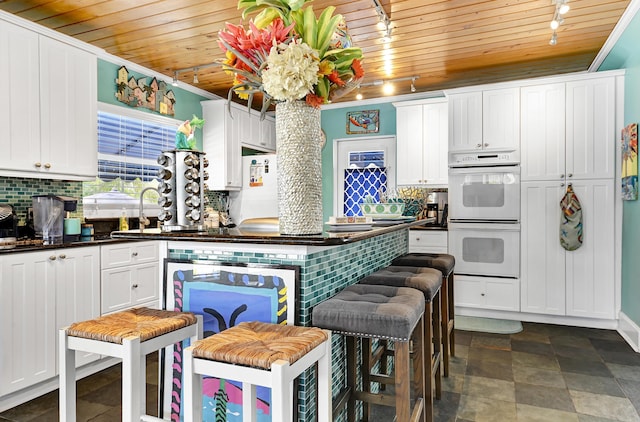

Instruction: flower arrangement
[218,0,364,111]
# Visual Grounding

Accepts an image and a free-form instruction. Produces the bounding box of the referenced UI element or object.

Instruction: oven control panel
[449,150,519,167]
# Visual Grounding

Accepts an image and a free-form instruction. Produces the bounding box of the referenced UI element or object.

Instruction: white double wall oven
[448,151,521,280]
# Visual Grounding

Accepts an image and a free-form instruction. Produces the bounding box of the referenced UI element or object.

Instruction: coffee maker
[425,191,448,227]
[32,195,79,244]
[0,204,18,249]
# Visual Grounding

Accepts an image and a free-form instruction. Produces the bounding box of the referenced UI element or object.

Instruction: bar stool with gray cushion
[313,284,426,422]
[392,253,456,376]
[359,265,442,421]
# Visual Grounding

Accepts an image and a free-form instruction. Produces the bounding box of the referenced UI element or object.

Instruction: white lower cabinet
[0,246,100,396]
[100,241,159,314]
[520,179,615,320]
[455,275,520,311]
[408,230,448,253]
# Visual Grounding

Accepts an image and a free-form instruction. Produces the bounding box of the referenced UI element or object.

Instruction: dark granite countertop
[111,218,432,246]
[410,224,448,231]
[0,237,138,254]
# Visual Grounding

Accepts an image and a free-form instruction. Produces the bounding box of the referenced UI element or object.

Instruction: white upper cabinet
[395,99,448,186]
[448,87,519,153]
[0,19,97,180]
[566,77,616,180]
[521,83,566,181]
[201,100,242,191]
[521,77,616,182]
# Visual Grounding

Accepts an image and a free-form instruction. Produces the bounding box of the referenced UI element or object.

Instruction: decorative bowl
[359,202,406,218]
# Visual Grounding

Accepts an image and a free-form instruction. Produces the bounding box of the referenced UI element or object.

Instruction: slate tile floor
[2,322,640,421]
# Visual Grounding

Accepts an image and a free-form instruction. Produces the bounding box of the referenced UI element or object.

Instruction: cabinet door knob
[560,182,565,187]
[484,143,489,147]
[568,173,573,178]
[132,252,138,257]
[132,284,139,289]
[44,163,51,169]
[560,174,565,178]
[49,255,57,261]
[35,162,42,168]
[476,143,482,148]
[58,254,66,259]
[481,293,485,296]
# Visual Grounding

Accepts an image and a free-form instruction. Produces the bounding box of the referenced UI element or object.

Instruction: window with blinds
[82,105,181,205]
[97,110,177,181]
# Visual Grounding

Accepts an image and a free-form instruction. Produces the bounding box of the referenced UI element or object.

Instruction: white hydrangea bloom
[262,40,319,102]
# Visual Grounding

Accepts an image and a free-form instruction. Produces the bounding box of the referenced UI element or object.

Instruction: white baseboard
[456,307,619,330]
[0,357,119,413]
[617,311,640,352]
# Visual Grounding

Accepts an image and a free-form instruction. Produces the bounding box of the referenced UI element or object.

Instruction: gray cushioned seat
[359,266,442,302]
[312,284,424,341]
[391,253,455,275]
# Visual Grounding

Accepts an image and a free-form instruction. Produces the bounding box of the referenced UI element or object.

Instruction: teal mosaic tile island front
[167,229,409,422]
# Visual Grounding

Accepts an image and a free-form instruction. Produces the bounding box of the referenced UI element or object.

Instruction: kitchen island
[112,219,428,421]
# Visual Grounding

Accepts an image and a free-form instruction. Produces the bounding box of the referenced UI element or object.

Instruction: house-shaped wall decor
[114,65,175,116]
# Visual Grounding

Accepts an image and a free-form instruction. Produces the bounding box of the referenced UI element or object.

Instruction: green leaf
[315,76,330,99]
[286,0,307,12]
[315,7,341,55]
[302,6,317,49]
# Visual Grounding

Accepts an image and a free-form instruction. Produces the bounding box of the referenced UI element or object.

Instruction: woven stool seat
[59,307,201,422]
[360,265,442,301]
[191,321,328,369]
[65,307,198,344]
[184,322,332,422]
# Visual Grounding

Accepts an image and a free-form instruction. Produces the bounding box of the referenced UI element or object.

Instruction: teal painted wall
[601,9,640,324]
[320,102,397,223]
[97,59,210,150]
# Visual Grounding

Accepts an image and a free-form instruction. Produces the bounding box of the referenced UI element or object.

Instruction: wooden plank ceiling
[0,0,632,106]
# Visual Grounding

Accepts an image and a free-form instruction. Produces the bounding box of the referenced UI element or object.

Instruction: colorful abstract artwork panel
[346,110,379,134]
[161,260,299,422]
[622,123,638,200]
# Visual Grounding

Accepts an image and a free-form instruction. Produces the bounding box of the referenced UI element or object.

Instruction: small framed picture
[346,110,379,134]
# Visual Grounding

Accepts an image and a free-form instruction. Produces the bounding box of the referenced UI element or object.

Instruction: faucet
[139,186,160,232]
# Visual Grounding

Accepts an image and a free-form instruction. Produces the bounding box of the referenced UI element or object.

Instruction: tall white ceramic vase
[275,100,323,235]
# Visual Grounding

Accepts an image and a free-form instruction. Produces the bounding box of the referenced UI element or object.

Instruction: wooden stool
[392,253,456,377]
[183,321,332,422]
[59,307,202,422]
[360,265,443,422]
[313,284,426,422]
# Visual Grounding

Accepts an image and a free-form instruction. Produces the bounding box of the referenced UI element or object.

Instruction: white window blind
[97,110,178,181]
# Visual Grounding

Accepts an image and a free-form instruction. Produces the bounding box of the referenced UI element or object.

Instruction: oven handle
[449,165,520,175]
[449,222,521,231]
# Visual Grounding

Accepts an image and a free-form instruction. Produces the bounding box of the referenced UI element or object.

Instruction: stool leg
[441,277,451,377]
[59,329,76,422]
[396,339,412,422]
[271,360,292,422]
[346,336,357,422]
[242,382,257,422]
[419,307,431,422]
[122,337,142,422]
[432,290,442,401]
[317,333,332,422]
[448,272,455,358]
[183,348,201,422]
[362,337,371,422]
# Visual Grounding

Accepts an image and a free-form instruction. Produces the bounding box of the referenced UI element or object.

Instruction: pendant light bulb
[193,68,199,84]
[172,72,179,86]
[550,19,559,30]
[549,32,558,46]
[559,3,570,14]
[410,78,416,93]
